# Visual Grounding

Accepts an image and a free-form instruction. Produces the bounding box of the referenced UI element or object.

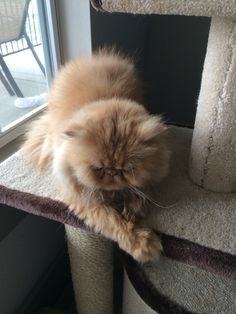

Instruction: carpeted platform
[0,126,235,313]
[124,254,236,314]
[1,127,235,256]
[91,0,236,17]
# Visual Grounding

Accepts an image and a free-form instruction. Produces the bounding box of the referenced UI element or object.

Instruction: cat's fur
[23,50,170,262]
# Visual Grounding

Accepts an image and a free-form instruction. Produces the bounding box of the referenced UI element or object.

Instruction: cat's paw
[131,228,162,263]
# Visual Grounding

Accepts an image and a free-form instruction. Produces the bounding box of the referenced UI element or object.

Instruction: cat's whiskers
[129,168,172,209]
[128,186,146,203]
[129,185,173,209]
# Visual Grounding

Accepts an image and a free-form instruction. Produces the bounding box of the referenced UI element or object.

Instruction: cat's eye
[93,166,103,172]
[93,166,105,178]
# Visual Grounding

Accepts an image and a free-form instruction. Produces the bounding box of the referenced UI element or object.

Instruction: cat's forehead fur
[72,98,148,150]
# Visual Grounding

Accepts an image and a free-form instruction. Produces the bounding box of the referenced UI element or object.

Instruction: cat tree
[91,1,236,194]
[90,1,236,313]
[0,1,236,313]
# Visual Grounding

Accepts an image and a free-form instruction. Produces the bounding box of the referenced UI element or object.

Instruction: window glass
[0,0,53,133]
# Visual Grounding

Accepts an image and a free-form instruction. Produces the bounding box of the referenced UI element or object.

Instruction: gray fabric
[143,127,236,256]
[0,126,235,255]
[142,255,236,314]
[65,225,114,314]
[0,151,61,201]
[123,270,157,314]
[190,18,236,192]
[100,0,236,17]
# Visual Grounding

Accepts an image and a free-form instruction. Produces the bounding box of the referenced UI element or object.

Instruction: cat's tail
[22,113,53,169]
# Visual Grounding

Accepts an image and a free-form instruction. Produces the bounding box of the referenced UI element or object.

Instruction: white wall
[56,0,92,62]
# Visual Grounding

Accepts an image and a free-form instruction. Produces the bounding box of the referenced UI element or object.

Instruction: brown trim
[161,233,236,281]
[90,0,105,12]
[0,184,235,281]
[125,255,196,314]
[0,184,86,230]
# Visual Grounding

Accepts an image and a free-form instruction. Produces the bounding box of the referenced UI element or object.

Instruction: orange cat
[23,50,170,262]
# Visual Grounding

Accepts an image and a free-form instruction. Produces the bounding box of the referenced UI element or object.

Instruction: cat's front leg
[69,200,161,263]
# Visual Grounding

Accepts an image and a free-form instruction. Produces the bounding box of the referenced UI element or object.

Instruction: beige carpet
[91,0,236,17]
[0,126,235,313]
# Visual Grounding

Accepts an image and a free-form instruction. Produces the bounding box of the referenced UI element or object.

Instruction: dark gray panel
[0,215,65,314]
[0,204,26,241]
[91,9,149,78]
[145,15,210,126]
[90,9,211,126]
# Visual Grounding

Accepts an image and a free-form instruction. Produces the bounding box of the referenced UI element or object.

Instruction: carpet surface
[143,256,235,313]
[0,126,236,314]
[1,127,236,257]
[124,254,236,314]
[91,0,236,17]
[189,17,236,192]
[65,225,113,314]
[143,127,236,256]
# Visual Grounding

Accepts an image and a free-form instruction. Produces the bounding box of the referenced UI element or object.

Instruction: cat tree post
[65,226,113,314]
[189,17,236,192]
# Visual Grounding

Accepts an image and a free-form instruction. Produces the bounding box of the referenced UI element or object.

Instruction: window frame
[0,0,61,149]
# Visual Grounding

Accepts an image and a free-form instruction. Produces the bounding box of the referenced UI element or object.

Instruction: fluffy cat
[23,50,170,262]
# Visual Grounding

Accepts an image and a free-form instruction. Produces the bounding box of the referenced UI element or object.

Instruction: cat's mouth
[102,190,126,213]
[98,180,126,191]
[100,188,145,221]
[101,189,138,216]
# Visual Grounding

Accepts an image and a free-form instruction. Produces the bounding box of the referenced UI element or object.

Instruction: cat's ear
[140,116,167,142]
[63,124,84,138]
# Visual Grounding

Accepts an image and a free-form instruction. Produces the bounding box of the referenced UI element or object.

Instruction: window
[0,0,60,148]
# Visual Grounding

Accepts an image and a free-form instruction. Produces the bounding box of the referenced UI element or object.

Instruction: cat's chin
[100,185,124,191]
[83,182,126,192]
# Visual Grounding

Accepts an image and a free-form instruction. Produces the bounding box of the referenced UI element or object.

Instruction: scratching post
[66,226,113,314]
[190,17,236,192]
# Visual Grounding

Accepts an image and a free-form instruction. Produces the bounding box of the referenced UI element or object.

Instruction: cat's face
[62,99,169,191]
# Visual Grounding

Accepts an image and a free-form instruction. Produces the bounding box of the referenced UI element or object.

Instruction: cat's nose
[105,168,119,177]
